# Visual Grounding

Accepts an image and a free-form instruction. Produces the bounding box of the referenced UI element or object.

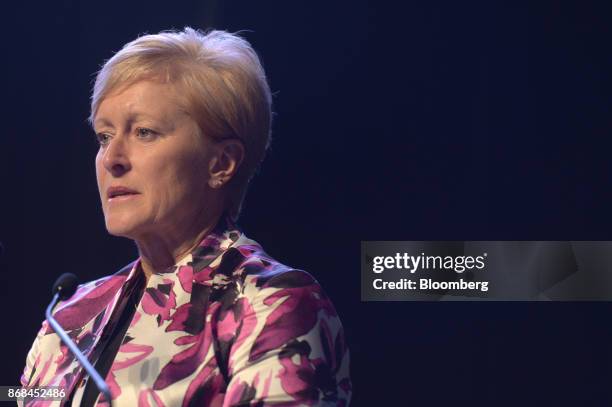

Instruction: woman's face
[94,80,216,240]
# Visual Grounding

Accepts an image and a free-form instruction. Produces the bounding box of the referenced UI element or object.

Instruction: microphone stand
[46,293,113,406]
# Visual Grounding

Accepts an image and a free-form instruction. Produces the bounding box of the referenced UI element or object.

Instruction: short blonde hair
[89,27,273,221]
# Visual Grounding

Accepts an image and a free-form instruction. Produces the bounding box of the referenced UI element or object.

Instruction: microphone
[46,273,113,406]
[52,273,78,300]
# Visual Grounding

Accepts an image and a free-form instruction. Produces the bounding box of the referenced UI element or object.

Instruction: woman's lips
[108,192,140,203]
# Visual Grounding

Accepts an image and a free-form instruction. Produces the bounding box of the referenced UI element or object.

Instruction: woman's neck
[135,211,223,282]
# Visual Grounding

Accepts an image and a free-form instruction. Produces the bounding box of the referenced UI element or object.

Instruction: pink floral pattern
[19,217,351,406]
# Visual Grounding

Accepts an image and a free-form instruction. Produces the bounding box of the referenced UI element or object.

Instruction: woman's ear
[208,139,245,189]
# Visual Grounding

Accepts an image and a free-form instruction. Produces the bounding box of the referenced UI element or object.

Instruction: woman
[20,27,351,406]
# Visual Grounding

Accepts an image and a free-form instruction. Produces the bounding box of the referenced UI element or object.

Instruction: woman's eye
[95,132,111,146]
[136,128,157,140]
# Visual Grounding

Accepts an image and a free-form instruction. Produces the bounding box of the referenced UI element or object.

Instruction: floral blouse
[19,217,351,406]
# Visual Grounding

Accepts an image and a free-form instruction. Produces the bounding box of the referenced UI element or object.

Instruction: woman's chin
[104,218,142,238]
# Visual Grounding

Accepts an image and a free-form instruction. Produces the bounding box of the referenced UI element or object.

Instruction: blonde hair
[89,27,273,221]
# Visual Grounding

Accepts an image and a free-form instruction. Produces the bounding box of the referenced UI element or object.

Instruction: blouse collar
[122,214,243,289]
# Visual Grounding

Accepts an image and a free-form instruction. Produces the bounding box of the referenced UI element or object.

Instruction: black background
[1,0,612,405]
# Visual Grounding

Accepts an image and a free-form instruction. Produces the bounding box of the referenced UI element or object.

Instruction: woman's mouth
[108,192,140,202]
[107,186,141,202]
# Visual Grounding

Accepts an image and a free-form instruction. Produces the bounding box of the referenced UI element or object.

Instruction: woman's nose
[102,137,132,176]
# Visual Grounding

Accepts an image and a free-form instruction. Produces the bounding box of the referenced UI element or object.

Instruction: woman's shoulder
[210,234,352,405]
[213,234,343,324]
[61,261,134,304]
[46,261,135,333]
[220,235,322,295]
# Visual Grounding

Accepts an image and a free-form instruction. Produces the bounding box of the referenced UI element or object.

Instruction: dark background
[1,0,612,405]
